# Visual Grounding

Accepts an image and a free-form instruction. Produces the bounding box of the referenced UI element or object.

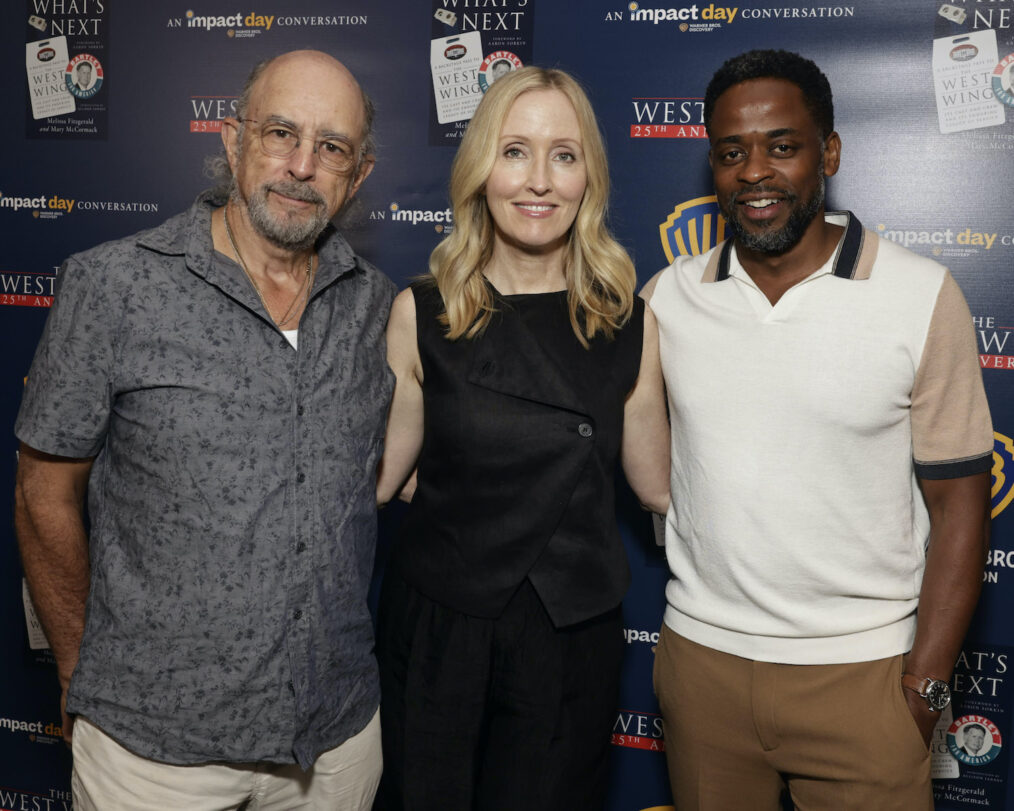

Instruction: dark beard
[722,174,825,256]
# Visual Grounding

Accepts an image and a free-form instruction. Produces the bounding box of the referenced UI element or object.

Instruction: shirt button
[294,609,303,620]
[578,422,593,438]
[296,541,306,553]
[296,405,305,416]
[296,472,306,483]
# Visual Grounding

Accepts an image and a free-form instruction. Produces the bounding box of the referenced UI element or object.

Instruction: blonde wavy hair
[429,66,636,346]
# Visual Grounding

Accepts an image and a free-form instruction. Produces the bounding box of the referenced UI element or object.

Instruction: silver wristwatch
[902,672,951,711]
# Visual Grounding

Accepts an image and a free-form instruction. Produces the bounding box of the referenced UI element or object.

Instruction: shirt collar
[134,188,360,287]
[702,210,877,283]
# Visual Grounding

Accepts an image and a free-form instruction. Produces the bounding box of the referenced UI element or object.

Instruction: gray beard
[724,173,825,256]
[231,179,330,252]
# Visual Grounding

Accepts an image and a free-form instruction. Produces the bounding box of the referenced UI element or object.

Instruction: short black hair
[704,50,834,140]
[965,723,987,736]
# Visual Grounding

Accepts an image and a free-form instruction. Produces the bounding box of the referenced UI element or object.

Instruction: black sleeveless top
[394,281,644,627]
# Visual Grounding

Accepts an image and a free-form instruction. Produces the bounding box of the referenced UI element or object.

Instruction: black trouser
[375,570,624,811]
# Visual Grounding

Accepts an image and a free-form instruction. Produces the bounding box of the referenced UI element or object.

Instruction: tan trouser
[653,626,932,811]
[71,709,382,811]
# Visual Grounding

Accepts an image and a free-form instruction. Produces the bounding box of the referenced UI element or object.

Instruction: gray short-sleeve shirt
[16,190,396,768]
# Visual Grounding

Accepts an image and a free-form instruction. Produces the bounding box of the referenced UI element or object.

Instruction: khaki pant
[653,626,932,811]
[71,709,382,810]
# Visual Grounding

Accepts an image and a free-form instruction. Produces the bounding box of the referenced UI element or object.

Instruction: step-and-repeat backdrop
[3,1,1014,808]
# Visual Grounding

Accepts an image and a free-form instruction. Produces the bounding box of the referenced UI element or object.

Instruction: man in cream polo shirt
[643,49,992,810]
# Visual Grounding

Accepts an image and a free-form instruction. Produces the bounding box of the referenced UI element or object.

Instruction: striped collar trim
[702,211,877,283]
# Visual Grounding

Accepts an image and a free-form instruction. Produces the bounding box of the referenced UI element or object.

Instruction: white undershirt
[282,329,298,349]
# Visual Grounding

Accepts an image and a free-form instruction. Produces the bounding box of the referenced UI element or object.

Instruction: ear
[221,117,242,175]
[822,131,841,178]
[347,155,376,199]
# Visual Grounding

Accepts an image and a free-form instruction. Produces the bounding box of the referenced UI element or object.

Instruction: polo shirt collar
[702,210,877,283]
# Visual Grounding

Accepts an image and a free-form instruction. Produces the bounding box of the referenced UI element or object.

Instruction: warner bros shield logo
[658,195,727,263]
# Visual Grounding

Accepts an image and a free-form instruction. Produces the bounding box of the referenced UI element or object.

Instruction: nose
[286,137,317,180]
[526,157,551,194]
[738,149,773,185]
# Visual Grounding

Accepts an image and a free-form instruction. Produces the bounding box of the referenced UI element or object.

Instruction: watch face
[927,680,951,711]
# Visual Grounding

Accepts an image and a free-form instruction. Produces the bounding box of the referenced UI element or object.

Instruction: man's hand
[904,686,939,748]
[60,682,75,746]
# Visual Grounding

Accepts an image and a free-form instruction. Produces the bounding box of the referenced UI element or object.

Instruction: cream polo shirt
[650,211,992,665]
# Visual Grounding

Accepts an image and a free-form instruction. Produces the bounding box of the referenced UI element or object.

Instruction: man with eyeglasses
[15,50,394,809]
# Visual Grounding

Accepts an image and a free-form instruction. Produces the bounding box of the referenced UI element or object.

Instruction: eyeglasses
[239,118,359,174]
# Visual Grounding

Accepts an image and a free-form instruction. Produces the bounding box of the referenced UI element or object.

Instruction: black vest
[394,282,643,627]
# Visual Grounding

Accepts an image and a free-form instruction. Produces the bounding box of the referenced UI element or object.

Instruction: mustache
[730,186,796,203]
[265,181,326,206]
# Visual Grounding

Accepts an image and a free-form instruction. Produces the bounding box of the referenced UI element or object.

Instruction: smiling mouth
[515,203,556,213]
[273,192,315,207]
[266,182,324,208]
[742,198,780,209]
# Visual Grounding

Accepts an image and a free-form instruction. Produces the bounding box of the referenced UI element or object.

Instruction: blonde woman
[376,67,669,809]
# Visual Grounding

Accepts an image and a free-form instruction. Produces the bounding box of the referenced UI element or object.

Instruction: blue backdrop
[4,2,1013,808]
